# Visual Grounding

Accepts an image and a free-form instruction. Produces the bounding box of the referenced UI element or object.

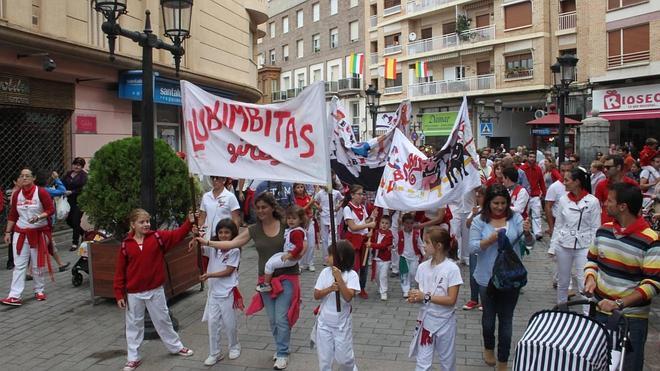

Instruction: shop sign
[421,112,458,136]
[593,84,660,112]
[75,115,97,134]
[0,73,30,105]
[532,128,552,135]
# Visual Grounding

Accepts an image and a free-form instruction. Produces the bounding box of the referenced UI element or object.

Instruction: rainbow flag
[384,58,397,80]
[349,53,364,75]
[415,61,429,78]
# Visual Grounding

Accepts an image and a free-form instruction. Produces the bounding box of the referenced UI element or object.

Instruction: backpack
[490,229,527,293]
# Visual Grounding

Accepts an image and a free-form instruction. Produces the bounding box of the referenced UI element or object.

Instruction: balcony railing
[407,25,495,56]
[558,11,576,30]
[271,90,287,102]
[607,50,650,69]
[383,4,401,16]
[325,81,339,94]
[338,77,362,91]
[370,15,378,28]
[383,44,402,55]
[409,74,495,98]
[406,0,453,15]
[504,68,533,79]
[384,85,403,94]
[370,53,380,65]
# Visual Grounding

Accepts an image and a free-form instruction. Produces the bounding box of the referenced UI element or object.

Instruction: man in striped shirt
[585,182,660,371]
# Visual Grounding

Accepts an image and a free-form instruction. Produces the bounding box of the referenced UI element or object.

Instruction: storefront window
[132,102,182,151]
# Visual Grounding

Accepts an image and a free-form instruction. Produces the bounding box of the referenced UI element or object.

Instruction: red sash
[345,231,367,271]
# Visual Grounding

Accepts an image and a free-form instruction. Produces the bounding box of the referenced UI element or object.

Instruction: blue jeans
[469,253,479,302]
[594,312,648,371]
[261,278,293,357]
[479,285,520,363]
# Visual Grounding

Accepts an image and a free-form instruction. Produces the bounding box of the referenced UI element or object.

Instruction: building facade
[257,0,368,139]
[0,0,267,192]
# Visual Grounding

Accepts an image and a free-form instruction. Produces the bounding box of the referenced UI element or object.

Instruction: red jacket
[521,162,546,197]
[113,220,192,301]
[595,176,639,224]
[371,229,393,261]
[398,229,423,261]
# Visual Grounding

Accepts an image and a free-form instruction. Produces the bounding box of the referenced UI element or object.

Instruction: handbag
[55,196,70,220]
[489,229,527,294]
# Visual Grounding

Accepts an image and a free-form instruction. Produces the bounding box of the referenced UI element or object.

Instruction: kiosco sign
[593,84,660,112]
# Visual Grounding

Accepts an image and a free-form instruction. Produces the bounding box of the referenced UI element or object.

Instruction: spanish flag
[384,58,397,80]
[415,61,429,78]
[349,53,364,75]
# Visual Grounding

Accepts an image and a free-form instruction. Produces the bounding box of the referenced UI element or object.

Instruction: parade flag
[375,97,481,210]
[349,53,364,75]
[392,100,413,138]
[384,58,397,80]
[415,61,429,78]
[181,80,331,185]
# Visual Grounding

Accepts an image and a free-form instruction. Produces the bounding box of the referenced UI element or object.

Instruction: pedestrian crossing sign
[479,122,493,137]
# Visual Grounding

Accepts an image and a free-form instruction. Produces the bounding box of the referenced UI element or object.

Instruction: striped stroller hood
[514,310,612,371]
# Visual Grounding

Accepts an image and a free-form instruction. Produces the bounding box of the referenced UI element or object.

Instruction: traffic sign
[479,122,493,137]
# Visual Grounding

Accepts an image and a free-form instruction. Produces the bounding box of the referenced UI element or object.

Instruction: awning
[526,112,581,125]
[600,109,660,121]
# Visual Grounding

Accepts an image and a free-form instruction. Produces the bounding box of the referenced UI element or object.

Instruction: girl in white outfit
[551,169,601,307]
[313,240,361,371]
[408,227,462,371]
[200,219,242,366]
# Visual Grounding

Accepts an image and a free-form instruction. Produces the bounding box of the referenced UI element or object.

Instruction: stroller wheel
[72,272,83,287]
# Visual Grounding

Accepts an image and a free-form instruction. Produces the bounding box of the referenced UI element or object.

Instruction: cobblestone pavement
[0,231,657,371]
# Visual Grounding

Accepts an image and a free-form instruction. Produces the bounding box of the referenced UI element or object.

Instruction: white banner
[181,81,331,185]
[375,97,480,211]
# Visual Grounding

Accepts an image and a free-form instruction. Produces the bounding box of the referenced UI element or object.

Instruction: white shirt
[203,246,240,297]
[315,267,360,327]
[200,188,240,239]
[508,185,529,215]
[401,230,424,260]
[590,171,606,194]
[545,180,567,217]
[15,187,49,229]
[314,189,343,225]
[416,259,463,321]
[343,204,368,235]
[640,166,660,196]
[550,193,601,250]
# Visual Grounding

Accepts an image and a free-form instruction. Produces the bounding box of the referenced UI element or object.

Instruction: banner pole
[327,183,341,312]
[189,176,204,291]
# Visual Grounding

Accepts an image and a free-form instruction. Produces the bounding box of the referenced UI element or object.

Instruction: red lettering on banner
[273,111,290,143]
[205,101,222,130]
[246,107,264,132]
[299,124,315,158]
[227,141,279,165]
[285,118,298,149]
[187,108,207,151]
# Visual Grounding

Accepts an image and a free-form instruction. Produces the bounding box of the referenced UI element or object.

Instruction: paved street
[0,230,657,371]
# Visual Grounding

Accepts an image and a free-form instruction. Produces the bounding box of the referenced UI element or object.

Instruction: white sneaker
[228,348,241,360]
[308,265,316,272]
[403,292,409,299]
[274,356,289,370]
[272,352,278,361]
[380,293,387,301]
[203,354,224,366]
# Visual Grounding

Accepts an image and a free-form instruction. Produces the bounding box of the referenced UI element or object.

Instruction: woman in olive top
[196,192,303,370]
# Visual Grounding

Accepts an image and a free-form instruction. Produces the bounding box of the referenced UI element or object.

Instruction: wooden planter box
[88,236,202,301]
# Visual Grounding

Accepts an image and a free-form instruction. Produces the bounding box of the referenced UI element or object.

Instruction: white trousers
[300,221,316,268]
[375,260,391,295]
[528,196,543,236]
[450,212,470,262]
[264,252,299,275]
[391,227,400,274]
[555,246,587,304]
[400,257,420,295]
[415,315,457,371]
[206,292,240,357]
[316,321,358,371]
[9,234,45,298]
[125,286,183,362]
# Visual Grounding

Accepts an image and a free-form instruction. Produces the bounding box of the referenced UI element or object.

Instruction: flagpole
[327,182,341,312]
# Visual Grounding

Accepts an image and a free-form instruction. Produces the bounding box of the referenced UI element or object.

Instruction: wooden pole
[327,185,341,312]
[189,176,204,291]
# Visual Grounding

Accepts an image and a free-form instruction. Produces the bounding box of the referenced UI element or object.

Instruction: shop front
[526,106,580,154]
[421,111,458,149]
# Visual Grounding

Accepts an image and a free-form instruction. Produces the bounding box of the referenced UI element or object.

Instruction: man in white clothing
[502,166,529,216]
[199,176,242,239]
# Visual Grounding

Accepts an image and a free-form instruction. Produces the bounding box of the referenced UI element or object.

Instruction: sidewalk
[0,231,657,371]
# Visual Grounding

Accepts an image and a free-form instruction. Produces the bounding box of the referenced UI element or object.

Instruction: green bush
[78,137,192,238]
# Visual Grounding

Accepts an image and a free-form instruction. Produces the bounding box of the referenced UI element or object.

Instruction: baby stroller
[514,297,630,371]
[71,230,108,286]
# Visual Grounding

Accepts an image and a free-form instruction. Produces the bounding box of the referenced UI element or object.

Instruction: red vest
[398,229,423,260]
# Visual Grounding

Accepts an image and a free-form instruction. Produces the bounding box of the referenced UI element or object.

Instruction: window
[477,60,491,75]
[282,44,289,61]
[330,28,339,48]
[607,24,650,68]
[297,39,304,58]
[351,102,360,140]
[271,80,279,93]
[505,53,533,78]
[297,9,303,28]
[32,0,40,27]
[283,76,291,90]
[313,2,320,22]
[330,65,340,81]
[330,0,338,15]
[269,49,276,65]
[384,0,401,9]
[258,53,265,68]
[312,68,322,82]
[297,73,305,88]
[313,33,321,52]
[608,0,646,10]
[560,0,576,13]
[385,73,402,87]
[282,16,289,33]
[384,33,401,47]
[350,0,359,8]
[421,27,433,39]
[504,1,532,30]
[269,22,275,38]
[350,21,359,42]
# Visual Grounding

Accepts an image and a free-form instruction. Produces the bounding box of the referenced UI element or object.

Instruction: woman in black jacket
[63,157,88,251]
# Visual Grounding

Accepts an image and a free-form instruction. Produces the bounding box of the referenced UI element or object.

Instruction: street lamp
[92,0,193,216]
[552,54,578,163]
[365,84,381,138]
[476,99,502,122]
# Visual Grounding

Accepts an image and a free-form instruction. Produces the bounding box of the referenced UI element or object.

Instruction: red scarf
[612,216,649,237]
[21,184,36,200]
[567,190,589,204]
[347,202,365,220]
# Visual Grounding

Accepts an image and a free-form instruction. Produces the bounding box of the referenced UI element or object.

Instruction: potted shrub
[456,14,472,41]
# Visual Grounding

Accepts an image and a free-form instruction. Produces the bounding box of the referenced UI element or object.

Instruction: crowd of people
[1,138,659,371]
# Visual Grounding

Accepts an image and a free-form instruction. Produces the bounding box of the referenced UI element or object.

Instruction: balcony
[383,5,401,16]
[607,50,650,69]
[407,25,495,57]
[338,77,362,92]
[370,53,380,65]
[409,74,495,98]
[384,85,403,94]
[406,0,453,15]
[370,15,378,28]
[325,81,339,94]
[504,68,533,80]
[271,90,287,102]
[383,44,402,55]
[558,11,576,31]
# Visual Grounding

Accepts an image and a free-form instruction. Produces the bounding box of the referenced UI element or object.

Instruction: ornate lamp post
[92,0,193,215]
[365,84,381,138]
[476,99,503,123]
[552,54,578,163]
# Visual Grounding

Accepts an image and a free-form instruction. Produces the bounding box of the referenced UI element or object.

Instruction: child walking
[399,213,425,298]
[293,183,317,272]
[313,240,361,371]
[256,205,307,292]
[369,215,394,301]
[313,185,343,265]
[113,209,195,371]
[408,227,463,371]
[200,219,242,366]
